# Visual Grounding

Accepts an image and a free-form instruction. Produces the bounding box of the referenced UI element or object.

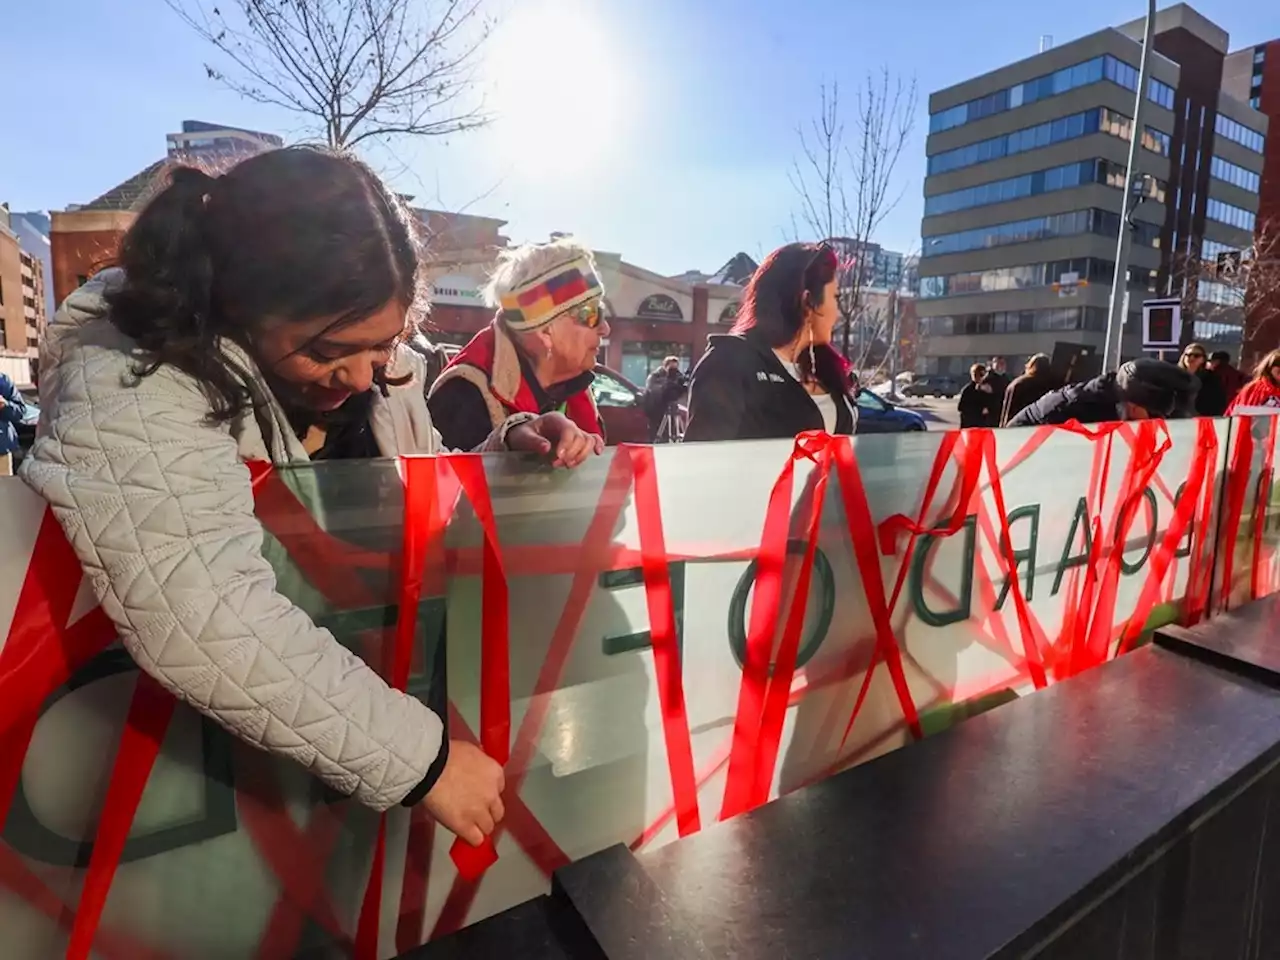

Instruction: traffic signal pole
[1102,0,1157,373]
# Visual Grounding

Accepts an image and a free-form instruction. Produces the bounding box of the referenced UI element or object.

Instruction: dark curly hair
[730,242,848,397]
[107,146,422,422]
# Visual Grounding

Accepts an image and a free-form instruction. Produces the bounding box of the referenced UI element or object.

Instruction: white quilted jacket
[21,272,493,811]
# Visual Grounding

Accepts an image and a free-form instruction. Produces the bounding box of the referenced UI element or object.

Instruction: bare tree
[789,70,918,366]
[1239,223,1280,366]
[1174,222,1280,366]
[167,0,492,150]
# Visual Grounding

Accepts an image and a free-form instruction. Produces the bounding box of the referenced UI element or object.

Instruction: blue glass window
[1197,279,1246,308]
[1214,114,1266,153]
[923,160,1166,217]
[1205,198,1257,232]
[1147,77,1176,110]
[1209,156,1261,193]
[921,209,1160,257]
[918,307,1113,337]
[927,107,1170,175]
[930,54,1175,134]
[920,257,1151,300]
[1200,239,1239,262]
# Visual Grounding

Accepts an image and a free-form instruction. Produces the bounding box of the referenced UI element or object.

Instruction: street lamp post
[1102,0,1158,373]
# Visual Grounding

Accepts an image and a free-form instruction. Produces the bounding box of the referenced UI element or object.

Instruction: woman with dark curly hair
[684,242,857,441]
[20,147,600,848]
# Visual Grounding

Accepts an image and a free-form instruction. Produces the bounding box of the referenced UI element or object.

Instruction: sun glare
[484,0,626,180]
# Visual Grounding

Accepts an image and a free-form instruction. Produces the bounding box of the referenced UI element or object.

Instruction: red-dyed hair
[731,242,847,394]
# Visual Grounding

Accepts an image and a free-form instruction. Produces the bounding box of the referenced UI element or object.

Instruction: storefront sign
[430,273,485,308]
[636,293,685,322]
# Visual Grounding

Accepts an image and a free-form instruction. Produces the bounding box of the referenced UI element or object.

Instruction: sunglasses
[1184,352,1205,360]
[568,299,607,329]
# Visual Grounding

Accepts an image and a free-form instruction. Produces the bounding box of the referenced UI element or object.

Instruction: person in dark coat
[1000,353,1056,426]
[957,363,994,428]
[0,370,27,477]
[981,357,1010,426]
[643,356,688,440]
[1178,342,1228,417]
[1007,358,1199,427]
[685,242,857,441]
[1208,350,1246,409]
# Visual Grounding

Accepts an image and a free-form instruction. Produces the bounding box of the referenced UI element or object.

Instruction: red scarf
[1228,378,1280,414]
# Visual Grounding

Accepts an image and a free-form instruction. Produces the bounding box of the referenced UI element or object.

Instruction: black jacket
[957,381,995,428]
[1192,368,1228,417]
[1010,360,1200,427]
[643,368,687,418]
[1007,373,1126,427]
[981,370,1010,420]
[684,333,855,442]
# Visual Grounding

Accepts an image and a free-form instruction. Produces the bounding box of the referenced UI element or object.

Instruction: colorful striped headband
[498,257,604,332]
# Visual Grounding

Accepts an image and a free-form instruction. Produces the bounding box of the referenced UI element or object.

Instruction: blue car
[854,389,926,433]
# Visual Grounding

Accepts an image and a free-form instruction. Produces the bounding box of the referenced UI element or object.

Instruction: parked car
[854,389,927,433]
[901,375,960,398]
[434,343,671,445]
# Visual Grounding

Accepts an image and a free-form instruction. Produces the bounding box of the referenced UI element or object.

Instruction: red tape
[0,413,1257,955]
[445,456,511,877]
[834,435,923,748]
[1251,418,1278,601]
[1220,418,1255,612]
[629,445,701,836]
[66,674,176,960]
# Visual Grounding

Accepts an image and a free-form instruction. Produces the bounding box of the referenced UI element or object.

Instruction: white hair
[483,236,601,307]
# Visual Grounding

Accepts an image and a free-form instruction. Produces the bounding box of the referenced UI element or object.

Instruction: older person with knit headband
[430,237,610,452]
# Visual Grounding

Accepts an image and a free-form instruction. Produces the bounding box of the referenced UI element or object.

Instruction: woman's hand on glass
[422,740,505,847]
[506,412,604,467]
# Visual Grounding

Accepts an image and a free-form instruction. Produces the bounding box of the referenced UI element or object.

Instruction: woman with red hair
[684,242,857,441]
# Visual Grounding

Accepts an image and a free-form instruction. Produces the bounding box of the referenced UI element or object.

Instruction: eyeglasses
[1184,351,1205,360]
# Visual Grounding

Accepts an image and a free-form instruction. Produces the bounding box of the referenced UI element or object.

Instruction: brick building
[1224,40,1280,359]
[0,205,46,387]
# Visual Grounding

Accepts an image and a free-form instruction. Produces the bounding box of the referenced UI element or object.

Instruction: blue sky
[2,0,1278,276]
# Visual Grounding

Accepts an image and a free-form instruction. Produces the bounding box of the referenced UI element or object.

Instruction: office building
[164,119,282,161]
[917,4,1268,377]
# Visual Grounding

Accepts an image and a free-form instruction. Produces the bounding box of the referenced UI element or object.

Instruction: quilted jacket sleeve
[21,346,443,812]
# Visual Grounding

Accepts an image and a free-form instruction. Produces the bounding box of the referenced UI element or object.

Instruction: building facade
[419,219,746,385]
[9,212,54,322]
[1223,39,1280,360]
[917,4,1268,377]
[51,121,280,306]
[51,121,749,385]
[0,205,46,387]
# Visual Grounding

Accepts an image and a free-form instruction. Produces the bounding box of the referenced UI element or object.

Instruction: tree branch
[166,0,493,150]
